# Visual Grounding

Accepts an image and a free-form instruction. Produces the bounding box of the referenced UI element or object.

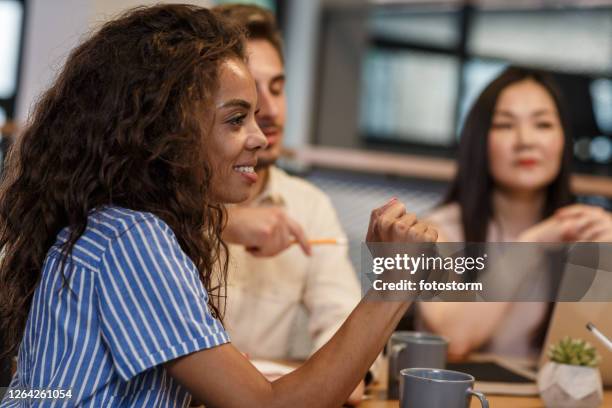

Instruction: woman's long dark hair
[445,66,575,242]
[0,5,245,357]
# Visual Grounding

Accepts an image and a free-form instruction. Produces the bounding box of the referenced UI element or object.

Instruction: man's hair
[214,4,283,62]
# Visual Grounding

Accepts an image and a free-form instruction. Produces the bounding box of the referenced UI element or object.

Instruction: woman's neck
[491,187,546,240]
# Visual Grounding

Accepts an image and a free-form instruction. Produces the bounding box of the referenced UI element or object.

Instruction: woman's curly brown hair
[0,4,245,357]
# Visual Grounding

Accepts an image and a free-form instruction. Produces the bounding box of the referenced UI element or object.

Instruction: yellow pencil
[291,238,348,246]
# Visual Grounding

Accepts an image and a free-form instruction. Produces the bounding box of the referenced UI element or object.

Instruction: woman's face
[488,79,565,194]
[208,58,267,203]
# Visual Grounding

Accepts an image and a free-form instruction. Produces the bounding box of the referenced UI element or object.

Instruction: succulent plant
[547,337,601,367]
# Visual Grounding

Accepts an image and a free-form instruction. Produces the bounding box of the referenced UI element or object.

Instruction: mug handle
[389,343,406,381]
[467,389,489,408]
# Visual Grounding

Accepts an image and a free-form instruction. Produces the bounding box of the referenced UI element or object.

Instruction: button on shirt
[224,166,361,359]
[1,207,229,407]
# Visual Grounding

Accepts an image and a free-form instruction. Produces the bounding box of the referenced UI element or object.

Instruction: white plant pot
[537,362,603,408]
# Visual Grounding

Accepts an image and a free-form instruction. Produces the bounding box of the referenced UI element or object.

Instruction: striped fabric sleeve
[0,370,20,407]
[95,216,229,381]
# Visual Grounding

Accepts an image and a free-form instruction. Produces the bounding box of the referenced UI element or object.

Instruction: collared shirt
[1,207,229,408]
[224,166,361,359]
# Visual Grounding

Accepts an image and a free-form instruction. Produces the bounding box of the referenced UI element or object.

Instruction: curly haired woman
[0,5,435,407]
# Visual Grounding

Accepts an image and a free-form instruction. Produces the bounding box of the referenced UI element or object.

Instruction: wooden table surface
[359,391,612,407]
[265,359,612,407]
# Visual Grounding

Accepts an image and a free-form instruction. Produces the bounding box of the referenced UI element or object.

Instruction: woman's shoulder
[88,206,166,236]
[424,202,464,242]
[67,206,175,257]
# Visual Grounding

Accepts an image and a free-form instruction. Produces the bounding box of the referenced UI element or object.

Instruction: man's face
[246,39,286,168]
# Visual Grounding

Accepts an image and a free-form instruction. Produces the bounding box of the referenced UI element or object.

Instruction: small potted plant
[537,337,603,408]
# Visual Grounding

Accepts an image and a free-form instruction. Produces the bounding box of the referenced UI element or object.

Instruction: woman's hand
[554,204,612,242]
[366,198,438,243]
[519,204,612,242]
[518,214,576,242]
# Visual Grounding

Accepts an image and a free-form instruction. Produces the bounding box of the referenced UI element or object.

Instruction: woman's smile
[233,164,258,183]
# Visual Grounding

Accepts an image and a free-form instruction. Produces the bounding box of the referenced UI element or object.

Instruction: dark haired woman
[0,5,436,407]
[420,67,612,361]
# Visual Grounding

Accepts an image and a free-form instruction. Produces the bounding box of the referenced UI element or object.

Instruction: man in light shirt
[215,4,365,404]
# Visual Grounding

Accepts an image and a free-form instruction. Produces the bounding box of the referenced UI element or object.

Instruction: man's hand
[366,198,438,243]
[223,207,312,256]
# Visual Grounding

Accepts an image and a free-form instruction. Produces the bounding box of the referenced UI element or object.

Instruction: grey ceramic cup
[387,331,448,399]
[399,368,489,408]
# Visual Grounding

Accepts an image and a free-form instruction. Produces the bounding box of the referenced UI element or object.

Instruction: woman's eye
[491,123,513,130]
[228,114,247,126]
[535,122,553,129]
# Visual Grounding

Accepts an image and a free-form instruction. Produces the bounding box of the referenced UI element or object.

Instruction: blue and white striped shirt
[1,207,229,407]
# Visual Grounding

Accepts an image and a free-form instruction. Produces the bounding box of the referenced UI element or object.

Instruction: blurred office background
[0,0,611,362]
[311,0,612,271]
